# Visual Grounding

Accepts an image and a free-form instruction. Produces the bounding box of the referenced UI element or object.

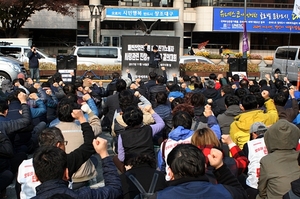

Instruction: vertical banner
[121,35,180,81]
[293,0,300,17]
[242,22,249,53]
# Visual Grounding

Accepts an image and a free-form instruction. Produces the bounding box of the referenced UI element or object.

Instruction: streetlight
[88,4,104,44]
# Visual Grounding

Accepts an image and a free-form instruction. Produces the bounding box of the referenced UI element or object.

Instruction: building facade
[21,0,299,56]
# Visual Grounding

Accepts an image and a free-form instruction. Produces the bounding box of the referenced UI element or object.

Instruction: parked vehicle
[70,46,122,66]
[179,55,215,65]
[0,53,26,86]
[0,45,56,65]
[272,46,300,81]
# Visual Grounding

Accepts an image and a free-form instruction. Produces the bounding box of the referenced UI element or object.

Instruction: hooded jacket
[217,104,242,135]
[230,99,278,149]
[157,126,194,178]
[257,119,300,199]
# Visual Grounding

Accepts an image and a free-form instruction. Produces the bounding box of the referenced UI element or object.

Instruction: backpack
[125,171,159,199]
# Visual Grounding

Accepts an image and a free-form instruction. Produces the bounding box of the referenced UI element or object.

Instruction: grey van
[272,46,300,82]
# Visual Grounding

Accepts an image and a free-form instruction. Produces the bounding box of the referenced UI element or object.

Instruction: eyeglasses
[64,141,68,146]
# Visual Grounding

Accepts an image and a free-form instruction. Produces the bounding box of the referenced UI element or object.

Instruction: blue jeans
[30,68,40,82]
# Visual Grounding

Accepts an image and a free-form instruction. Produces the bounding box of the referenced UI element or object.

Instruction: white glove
[81,104,92,114]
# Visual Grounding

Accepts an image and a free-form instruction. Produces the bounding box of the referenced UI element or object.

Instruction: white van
[272,46,300,82]
[70,46,122,66]
[0,45,56,65]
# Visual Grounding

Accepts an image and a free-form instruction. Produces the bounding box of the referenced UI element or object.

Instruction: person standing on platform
[144,43,162,73]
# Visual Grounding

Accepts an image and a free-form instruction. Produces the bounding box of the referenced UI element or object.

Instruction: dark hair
[41,82,51,88]
[249,84,261,94]
[239,79,249,89]
[254,93,265,108]
[63,83,76,95]
[190,76,198,84]
[153,45,158,50]
[74,78,83,90]
[191,93,205,107]
[167,144,206,179]
[274,92,288,107]
[124,154,156,169]
[33,146,67,183]
[172,111,192,129]
[232,74,239,81]
[241,95,258,110]
[57,98,76,122]
[221,84,233,95]
[209,73,217,80]
[116,79,127,93]
[194,81,204,90]
[235,88,247,100]
[7,88,26,102]
[149,72,157,80]
[119,90,135,112]
[39,127,64,147]
[12,78,20,85]
[274,79,284,90]
[258,79,268,87]
[156,75,165,84]
[183,92,193,105]
[182,75,190,82]
[122,106,143,127]
[112,72,120,79]
[28,86,38,94]
[0,99,9,114]
[224,94,240,107]
[171,97,184,110]
[166,81,180,92]
[52,72,63,83]
[156,92,168,105]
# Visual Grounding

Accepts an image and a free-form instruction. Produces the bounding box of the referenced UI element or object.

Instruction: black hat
[153,45,158,50]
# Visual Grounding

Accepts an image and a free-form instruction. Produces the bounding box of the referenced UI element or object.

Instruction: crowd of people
[0,68,300,199]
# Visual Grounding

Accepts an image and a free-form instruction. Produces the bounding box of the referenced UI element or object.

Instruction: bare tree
[0,0,83,37]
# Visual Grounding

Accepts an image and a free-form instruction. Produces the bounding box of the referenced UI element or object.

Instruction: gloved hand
[81,103,92,114]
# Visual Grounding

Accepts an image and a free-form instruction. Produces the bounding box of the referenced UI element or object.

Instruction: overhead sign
[213,8,300,33]
[105,8,179,21]
[122,35,180,80]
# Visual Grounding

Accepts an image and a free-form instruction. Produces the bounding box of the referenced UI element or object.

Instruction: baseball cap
[250,122,267,134]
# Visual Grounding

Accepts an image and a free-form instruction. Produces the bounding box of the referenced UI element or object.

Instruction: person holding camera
[27,45,41,83]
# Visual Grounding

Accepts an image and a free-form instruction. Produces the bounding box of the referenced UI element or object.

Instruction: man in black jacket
[0,92,30,198]
[16,109,96,199]
[144,43,162,73]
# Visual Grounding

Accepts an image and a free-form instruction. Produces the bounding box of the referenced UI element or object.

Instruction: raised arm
[67,110,96,177]
[84,137,122,199]
[3,92,31,134]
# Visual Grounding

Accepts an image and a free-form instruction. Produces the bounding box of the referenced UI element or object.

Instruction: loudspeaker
[66,55,77,69]
[56,55,77,70]
[229,58,239,71]
[56,55,67,69]
[239,58,247,72]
